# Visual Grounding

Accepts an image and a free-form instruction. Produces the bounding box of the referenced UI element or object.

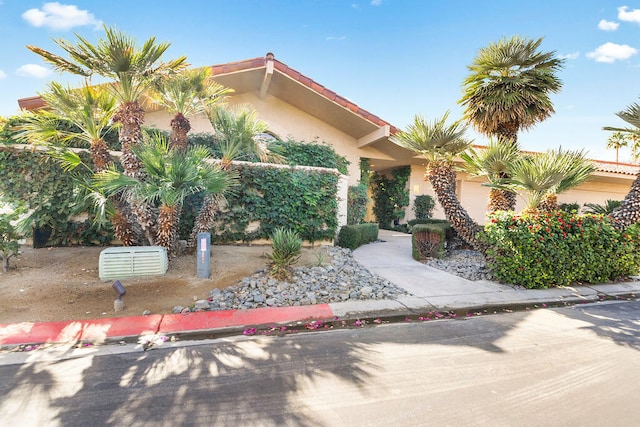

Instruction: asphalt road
[1,300,639,426]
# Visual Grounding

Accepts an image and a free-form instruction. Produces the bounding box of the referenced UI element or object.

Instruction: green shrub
[413,195,435,220]
[274,139,350,175]
[209,163,339,244]
[347,184,369,225]
[412,223,450,260]
[337,223,379,250]
[266,227,302,280]
[558,202,580,213]
[371,166,410,229]
[482,211,640,289]
[0,213,20,272]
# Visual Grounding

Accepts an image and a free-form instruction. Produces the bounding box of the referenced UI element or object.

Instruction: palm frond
[392,111,471,163]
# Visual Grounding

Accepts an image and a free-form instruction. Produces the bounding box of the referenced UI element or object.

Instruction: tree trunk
[170,113,191,151]
[188,193,222,248]
[109,203,139,246]
[113,101,145,178]
[427,163,486,251]
[538,194,558,212]
[90,138,113,172]
[156,204,179,256]
[488,188,517,212]
[609,170,640,230]
[2,254,10,272]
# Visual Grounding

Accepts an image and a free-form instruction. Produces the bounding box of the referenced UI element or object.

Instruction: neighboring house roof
[468,144,639,177]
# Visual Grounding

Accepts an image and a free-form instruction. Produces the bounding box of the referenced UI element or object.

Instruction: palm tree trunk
[427,163,486,251]
[538,194,558,212]
[488,188,517,211]
[90,138,113,172]
[109,197,140,246]
[609,170,640,230]
[113,101,145,177]
[156,204,179,256]
[170,113,191,151]
[188,193,223,248]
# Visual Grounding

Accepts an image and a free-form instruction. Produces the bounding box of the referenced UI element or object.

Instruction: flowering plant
[482,210,640,288]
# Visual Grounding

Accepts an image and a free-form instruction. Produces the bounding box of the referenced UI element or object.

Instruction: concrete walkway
[1,229,639,347]
[353,229,640,311]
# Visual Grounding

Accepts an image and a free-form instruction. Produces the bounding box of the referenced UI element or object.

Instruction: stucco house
[17,53,639,225]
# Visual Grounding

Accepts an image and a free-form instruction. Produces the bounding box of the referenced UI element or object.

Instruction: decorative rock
[142,310,152,316]
[424,249,493,281]
[172,305,185,314]
[206,246,407,311]
[194,300,210,310]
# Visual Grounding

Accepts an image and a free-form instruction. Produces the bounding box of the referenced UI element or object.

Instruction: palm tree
[460,138,520,211]
[39,83,116,171]
[601,100,640,228]
[189,105,281,245]
[605,132,628,163]
[28,25,187,244]
[95,136,236,255]
[16,83,142,246]
[392,112,484,249]
[584,199,621,215]
[459,35,565,142]
[501,148,596,213]
[148,68,233,151]
[27,25,187,177]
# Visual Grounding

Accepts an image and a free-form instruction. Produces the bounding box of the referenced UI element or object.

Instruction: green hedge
[207,163,339,244]
[482,211,640,288]
[0,148,114,246]
[337,223,379,250]
[412,223,450,260]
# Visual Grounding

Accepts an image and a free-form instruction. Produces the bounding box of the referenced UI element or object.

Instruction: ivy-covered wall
[0,147,114,246]
[208,162,340,244]
[0,145,342,246]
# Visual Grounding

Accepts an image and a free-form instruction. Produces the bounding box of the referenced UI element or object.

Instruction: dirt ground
[0,244,327,324]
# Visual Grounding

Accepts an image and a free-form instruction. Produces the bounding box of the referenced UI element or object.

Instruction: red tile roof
[208,54,397,133]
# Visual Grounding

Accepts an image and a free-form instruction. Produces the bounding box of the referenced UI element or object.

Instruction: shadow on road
[1,301,638,425]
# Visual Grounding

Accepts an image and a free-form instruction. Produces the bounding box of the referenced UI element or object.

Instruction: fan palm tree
[605,132,628,163]
[584,199,621,215]
[500,148,596,213]
[95,136,236,255]
[188,105,281,245]
[28,25,187,244]
[27,25,187,177]
[392,112,484,249]
[31,83,117,171]
[16,83,143,246]
[460,138,520,211]
[148,67,233,151]
[602,100,640,229]
[459,35,565,142]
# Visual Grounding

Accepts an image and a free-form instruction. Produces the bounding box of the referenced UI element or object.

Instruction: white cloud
[587,42,638,63]
[0,70,6,79]
[16,64,52,78]
[560,51,580,60]
[598,19,619,31]
[22,2,102,31]
[370,0,382,5]
[618,6,640,23]
[326,35,347,41]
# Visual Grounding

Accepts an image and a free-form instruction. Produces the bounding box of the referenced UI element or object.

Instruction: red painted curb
[0,315,163,346]
[159,304,335,334]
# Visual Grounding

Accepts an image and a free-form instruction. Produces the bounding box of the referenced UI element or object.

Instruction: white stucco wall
[144,93,384,186]
[405,165,635,225]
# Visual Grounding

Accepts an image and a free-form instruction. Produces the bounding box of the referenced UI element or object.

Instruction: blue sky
[1,1,640,162]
